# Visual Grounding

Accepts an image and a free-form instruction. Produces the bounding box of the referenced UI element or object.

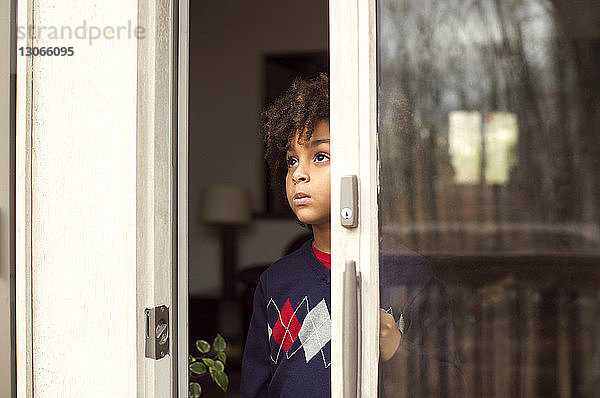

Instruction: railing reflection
[378,239,600,397]
[435,255,600,397]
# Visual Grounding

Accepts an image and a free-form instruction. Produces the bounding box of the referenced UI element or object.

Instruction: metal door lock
[145,305,169,360]
[340,175,358,228]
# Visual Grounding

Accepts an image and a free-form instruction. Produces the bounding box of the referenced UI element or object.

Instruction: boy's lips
[293,192,310,199]
[294,197,311,205]
[293,192,311,205]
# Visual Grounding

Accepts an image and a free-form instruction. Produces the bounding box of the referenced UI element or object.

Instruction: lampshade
[200,184,252,225]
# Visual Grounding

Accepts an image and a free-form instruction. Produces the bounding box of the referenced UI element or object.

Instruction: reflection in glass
[448,111,519,186]
[448,111,482,184]
[484,112,518,185]
[377,0,600,396]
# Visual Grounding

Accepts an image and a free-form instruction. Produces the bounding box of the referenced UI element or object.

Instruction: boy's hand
[379,308,402,361]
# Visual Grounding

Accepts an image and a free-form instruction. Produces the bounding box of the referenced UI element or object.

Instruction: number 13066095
[19,46,74,56]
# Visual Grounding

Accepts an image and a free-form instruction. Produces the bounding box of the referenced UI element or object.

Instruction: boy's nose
[292,168,309,183]
[291,157,310,183]
[292,174,308,183]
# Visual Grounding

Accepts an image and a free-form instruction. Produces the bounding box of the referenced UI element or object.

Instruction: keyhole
[342,207,352,220]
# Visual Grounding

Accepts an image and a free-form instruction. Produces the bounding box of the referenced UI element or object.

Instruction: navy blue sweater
[240,237,465,398]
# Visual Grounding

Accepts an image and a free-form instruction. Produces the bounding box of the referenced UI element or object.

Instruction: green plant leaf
[201,358,215,368]
[213,334,227,352]
[188,355,197,364]
[216,351,226,364]
[214,360,225,372]
[189,361,207,375]
[209,367,229,392]
[189,382,202,398]
[196,340,211,354]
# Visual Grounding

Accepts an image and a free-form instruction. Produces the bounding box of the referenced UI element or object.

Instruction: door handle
[343,260,359,397]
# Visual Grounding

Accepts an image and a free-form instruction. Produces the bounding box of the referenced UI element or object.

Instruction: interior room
[187,1,328,395]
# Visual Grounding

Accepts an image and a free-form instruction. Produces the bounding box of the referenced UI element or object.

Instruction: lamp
[200,184,252,298]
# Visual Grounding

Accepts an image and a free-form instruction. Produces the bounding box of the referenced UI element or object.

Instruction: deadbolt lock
[144,305,169,360]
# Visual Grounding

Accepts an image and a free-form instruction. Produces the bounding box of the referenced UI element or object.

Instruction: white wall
[188,1,328,294]
[24,1,138,395]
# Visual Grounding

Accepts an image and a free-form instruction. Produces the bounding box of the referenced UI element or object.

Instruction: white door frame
[330,0,379,397]
[15,0,186,395]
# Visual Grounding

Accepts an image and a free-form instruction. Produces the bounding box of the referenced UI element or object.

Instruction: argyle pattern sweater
[240,237,465,398]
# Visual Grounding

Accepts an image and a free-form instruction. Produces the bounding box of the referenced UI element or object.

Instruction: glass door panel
[376,0,600,396]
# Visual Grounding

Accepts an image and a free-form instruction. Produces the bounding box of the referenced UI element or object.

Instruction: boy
[241,74,464,397]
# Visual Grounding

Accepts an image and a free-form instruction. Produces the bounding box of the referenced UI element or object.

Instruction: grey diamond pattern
[297,299,331,363]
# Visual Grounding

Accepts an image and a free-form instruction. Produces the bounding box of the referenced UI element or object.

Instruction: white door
[332,0,600,397]
[330,1,379,396]
[15,0,189,396]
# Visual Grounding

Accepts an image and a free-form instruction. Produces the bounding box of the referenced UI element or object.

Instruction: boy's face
[285,120,331,228]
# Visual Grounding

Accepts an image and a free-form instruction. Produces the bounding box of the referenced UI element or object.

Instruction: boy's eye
[287,157,297,168]
[315,152,330,162]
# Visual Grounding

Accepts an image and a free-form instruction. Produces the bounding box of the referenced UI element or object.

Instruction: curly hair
[262,73,329,229]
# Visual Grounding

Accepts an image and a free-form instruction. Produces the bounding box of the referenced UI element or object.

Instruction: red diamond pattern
[272,299,301,353]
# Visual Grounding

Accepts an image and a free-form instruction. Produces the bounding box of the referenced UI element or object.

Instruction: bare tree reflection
[379,0,599,251]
